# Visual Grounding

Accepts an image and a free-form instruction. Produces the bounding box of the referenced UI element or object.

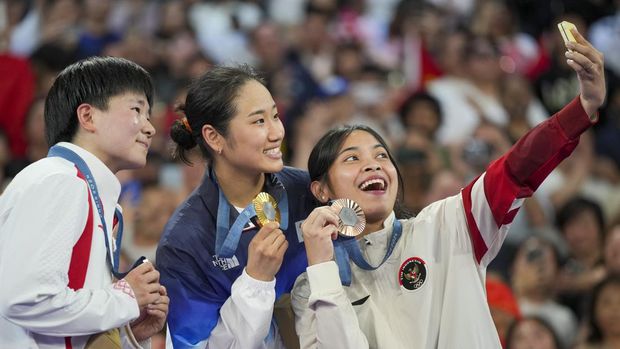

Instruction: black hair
[170,64,265,165]
[44,56,154,146]
[398,90,443,128]
[463,34,501,61]
[30,42,77,73]
[308,124,411,219]
[505,315,563,349]
[555,196,605,239]
[585,275,620,343]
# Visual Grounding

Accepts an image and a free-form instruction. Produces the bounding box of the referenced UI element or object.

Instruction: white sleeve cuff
[237,268,277,291]
[307,261,343,295]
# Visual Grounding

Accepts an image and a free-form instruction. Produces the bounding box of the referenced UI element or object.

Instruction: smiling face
[316,130,398,232]
[217,79,284,177]
[91,92,155,172]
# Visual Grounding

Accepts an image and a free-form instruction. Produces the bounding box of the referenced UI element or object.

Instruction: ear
[201,124,223,154]
[310,180,330,204]
[76,103,97,133]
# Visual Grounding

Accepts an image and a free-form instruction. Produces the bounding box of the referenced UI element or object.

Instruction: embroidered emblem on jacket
[399,257,427,290]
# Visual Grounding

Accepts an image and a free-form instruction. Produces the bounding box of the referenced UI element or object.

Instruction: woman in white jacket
[291,29,605,349]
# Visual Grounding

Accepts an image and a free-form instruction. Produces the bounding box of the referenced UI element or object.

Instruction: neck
[215,163,265,207]
[357,218,387,239]
[71,137,120,173]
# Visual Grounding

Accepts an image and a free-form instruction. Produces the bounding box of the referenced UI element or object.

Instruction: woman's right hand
[301,206,340,266]
[246,222,289,281]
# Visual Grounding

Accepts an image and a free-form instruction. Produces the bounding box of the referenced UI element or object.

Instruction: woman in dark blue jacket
[157,65,315,349]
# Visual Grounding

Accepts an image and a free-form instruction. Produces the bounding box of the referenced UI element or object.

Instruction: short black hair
[556,196,605,237]
[44,56,154,146]
[308,124,411,219]
[398,90,443,128]
[170,64,265,165]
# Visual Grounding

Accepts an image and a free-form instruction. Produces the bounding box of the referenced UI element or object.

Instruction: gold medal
[331,198,366,237]
[253,192,280,227]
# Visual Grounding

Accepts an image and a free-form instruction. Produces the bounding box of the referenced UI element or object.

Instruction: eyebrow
[338,143,384,156]
[247,104,277,117]
[127,96,147,105]
[129,98,151,114]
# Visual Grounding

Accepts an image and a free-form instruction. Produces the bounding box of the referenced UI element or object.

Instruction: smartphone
[558,21,578,45]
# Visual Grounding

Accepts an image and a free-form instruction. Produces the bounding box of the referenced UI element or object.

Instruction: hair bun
[170,119,197,150]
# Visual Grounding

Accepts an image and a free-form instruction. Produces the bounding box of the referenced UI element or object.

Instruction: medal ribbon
[334,219,402,286]
[48,145,145,279]
[212,169,289,258]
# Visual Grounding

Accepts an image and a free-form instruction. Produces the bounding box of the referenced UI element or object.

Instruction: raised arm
[461,28,605,267]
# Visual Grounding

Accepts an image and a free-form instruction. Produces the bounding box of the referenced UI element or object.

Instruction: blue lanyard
[334,218,402,286]
[47,145,145,279]
[212,169,289,258]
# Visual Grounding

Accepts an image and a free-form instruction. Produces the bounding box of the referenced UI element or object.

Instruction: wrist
[579,95,599,121]
[307,253,333,266]
[245,266,275,282]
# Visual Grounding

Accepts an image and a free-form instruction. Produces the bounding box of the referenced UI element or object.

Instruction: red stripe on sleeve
[462,178,488,264]
[67,169,94,290]
[65,167,94,348]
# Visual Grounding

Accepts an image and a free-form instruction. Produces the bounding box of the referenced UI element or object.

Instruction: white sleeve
[291,261,368,349]
[204,268,276,349]
[0,174,139,336]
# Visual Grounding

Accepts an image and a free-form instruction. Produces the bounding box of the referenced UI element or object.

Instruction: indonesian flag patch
[399,257,427,290]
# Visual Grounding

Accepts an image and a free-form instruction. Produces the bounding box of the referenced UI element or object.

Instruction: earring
[217,149,222,155]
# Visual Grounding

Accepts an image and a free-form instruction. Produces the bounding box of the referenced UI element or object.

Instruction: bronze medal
[253,192,280,227]
[331,198,366,237]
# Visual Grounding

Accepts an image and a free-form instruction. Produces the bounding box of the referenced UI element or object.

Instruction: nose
[364,162,381,172]
[143,119,156,138]
[268,117,284,141]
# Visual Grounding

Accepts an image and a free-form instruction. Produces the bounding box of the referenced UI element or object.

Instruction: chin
[125,157,148,170]
[261,161,284,174]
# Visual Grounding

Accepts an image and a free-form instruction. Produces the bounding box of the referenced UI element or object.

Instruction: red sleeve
[461,96,594,265]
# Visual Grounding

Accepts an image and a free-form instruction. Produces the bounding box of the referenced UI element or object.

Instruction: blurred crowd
[1,0,620,348]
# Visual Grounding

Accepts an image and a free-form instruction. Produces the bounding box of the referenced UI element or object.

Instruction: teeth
[264,148,280,155]
[360,178,385,190]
